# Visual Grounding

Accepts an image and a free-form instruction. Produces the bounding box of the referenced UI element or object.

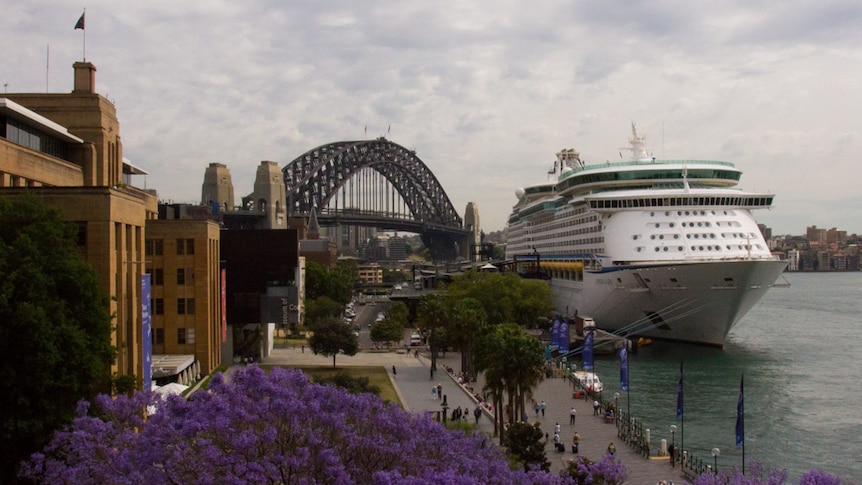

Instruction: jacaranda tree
[21,366,572,484]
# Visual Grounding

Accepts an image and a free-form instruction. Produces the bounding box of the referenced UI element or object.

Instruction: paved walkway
[262,347,691,484]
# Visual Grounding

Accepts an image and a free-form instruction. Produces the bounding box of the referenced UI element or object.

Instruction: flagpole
[46,45,49,92]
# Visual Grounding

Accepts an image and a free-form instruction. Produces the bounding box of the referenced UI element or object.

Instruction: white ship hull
[551,259,788,346]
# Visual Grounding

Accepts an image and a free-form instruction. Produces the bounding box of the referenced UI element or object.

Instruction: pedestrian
[668,443,676,467]
[541,400,547,416]
[554,422,561,436]
[432,386,438,400]
[392,365,397,376]
[437,383,442,399]
[474,405,482,423]
[607,442,616,455]
[593,400,600,415]
[570,406,577,425]
[301,344,305,353]
[572,432,580,454]
[534,402,540,417]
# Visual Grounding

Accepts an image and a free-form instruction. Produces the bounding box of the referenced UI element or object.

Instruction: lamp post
[669,425,677,467]
[711,447,720,473]
[614,392,620,412]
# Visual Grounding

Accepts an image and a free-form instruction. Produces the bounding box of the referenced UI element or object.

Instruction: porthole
[665,211,670,216]
[655,223,660,228]
[685,211,690,216]
[660,235,664,240]
[650,212,655,216]
[699,246,704,250]
[663,247,668,251]
[678,246,684,251]
[633,235,639,240]
[694,234,699,239]
[651,235,656,240]
[637,247,642,252]
[682,222,687,227]
[655,247,660,252]
[669,223,675,228]
[674,234,679,239]
[697,222,703,227]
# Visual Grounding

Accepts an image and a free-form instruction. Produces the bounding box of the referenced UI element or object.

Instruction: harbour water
[589,272,861,482]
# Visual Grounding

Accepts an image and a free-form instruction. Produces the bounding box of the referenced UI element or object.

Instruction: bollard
[645,428,650,456]
[660,438,667,456]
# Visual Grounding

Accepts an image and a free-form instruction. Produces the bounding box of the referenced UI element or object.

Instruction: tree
[387,300,410,327]
[475,323,545,443]
[447,297,487,378]
[303,295,343,325]
[22,366,567,484]
[0,196,115,484]
[417,294,448,371]
[307,316,359,367]
[445,272,553,327]
[561,455,628,484]
[370,318,404,347]
[504,421,549,472]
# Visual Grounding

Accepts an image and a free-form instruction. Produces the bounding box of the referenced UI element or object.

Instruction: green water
[590,272,861,481]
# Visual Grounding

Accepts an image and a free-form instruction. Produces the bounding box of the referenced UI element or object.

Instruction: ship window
[669,223,675,228]
[674,235,679,239]
[655,223,660,228]
[659,235,664,240]
[678,246,684,251]
[663,247,668,251]
[665,211,670,216]
[651,235,655,240]
[637,247,642,252]
[655,247,660,252]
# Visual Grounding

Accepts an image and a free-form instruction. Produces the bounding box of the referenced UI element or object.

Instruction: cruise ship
[505,124,787,346]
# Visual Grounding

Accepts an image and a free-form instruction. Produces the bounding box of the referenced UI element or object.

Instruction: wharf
[262,347,691,484]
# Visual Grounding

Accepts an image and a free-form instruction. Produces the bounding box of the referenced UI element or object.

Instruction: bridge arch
[282,138,463,230]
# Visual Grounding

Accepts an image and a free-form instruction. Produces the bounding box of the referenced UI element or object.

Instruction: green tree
[370,319,404,347]
[445,272,554,327]
[304,295,343,325]
[308,316,359,367]
[447,297,487,378]
[504,421,550,472]
[475,323,545,444]
[387,300,410,327]
[417,294,448,372]
[0,196,115,483]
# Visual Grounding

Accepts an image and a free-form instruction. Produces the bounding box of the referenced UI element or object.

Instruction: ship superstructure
[505,124,787,346]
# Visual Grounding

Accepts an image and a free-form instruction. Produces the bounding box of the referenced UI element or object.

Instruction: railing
[565,364,712,479]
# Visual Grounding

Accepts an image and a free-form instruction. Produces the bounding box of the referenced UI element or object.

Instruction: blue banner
[676,361,683,420]
[141,274,152,392]
[736,375,744,449]
[551,318,561,349]
[619,346,629,391]
[583,331,594,370]
[560,320,569,353]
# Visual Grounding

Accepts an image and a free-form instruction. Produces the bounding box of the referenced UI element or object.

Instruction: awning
[151,354,195,378]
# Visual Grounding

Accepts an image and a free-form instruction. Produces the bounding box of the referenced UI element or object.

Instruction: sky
[3,1,861,236]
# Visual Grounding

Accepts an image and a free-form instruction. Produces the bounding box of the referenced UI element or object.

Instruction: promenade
[262,347,691,484]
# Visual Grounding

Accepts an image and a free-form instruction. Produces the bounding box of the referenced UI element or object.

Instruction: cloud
[3,0,861,235]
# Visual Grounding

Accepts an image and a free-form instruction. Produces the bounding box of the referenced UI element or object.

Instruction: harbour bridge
[282,138,471,260]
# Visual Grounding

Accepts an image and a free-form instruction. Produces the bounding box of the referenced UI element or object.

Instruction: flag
[735,375,744,448]
[676,361,683,420]
[619,346,629,391]
[583,331,593,370]
[75,12,85,30]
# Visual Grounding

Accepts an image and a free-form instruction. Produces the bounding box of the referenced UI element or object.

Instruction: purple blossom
[21,366,573,484]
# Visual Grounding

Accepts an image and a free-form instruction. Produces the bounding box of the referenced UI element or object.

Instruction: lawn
[260,365,401,406]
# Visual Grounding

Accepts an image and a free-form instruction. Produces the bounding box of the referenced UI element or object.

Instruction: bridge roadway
[262,346,692,484]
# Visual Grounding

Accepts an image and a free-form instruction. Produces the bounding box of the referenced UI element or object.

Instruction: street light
[614,392,620,412]
[711,447,720,473]
[669,425,677,467]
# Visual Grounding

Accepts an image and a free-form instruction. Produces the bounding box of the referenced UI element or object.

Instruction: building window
[154,240,163,256]
[186,239,195,255]
[153,268,164,285]
[178,298,186,315]
[154,298,164,315]
[178,328,186,344]
[187,328,196,344]
[153,328,164,345]
[177,238,185,255]
[177,268,185,285]
[186,298,195,315]
[145,240,153,256]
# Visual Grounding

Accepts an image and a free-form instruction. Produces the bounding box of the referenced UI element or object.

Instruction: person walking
[432,386,438,400]
[534,401,540,417]
[569,406,577,425]
[392,365,397,376]
[540,400,547,417]
[572,432,580,454]
[554,422,561,436]
[593,400,600,415]
[474,405,482,423]
[607,442,616,455]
